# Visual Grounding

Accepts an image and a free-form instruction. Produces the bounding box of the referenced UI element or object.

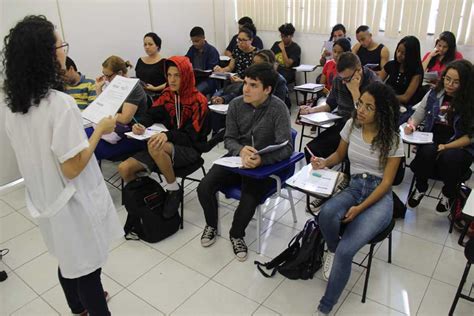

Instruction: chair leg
[201,166,207,176]
[216,192,221,236]
[180,178,185,229]
[388,232,392,263]
[448,262,471,316]
[405,175,416,208]
[287,188,297,223]
[257,205,262,254]
[362,244,376,303]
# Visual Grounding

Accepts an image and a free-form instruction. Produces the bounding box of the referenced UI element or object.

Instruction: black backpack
[254,217,325,280]
[123,177,181,243]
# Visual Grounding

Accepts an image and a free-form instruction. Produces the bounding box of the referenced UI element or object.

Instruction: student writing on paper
[63,56,96,110]
[319,23,350,66]
[312,82,403,315]
[197,63,292,262]
[271,23,301,84]
[118,56,209,218]
[224,16,263,58]
[406,60,474,215]
[3,16,123,315]
[135,32,167,98]
[352,25,389,73]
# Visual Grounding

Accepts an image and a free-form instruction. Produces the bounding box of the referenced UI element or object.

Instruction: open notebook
[286,164,339,197]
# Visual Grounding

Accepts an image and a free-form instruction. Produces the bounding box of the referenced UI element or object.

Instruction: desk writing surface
[463,190,474,217]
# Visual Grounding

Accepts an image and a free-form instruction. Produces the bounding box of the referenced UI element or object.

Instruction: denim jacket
[410,88,474,155]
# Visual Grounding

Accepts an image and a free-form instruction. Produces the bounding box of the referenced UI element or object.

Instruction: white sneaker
[323,251,335,281]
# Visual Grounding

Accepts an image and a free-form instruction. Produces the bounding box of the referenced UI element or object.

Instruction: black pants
[58,267,110,316]
[197,165,274,238]
[304,122,344,163]
[410,144,472,198]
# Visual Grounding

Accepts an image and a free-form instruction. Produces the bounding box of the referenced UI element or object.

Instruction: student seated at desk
[271,23,301,84]
[224,16,263,57]
[319,38,352,94]
[312,82,404,315]
[214,27,257,80]
[352,25,389,73]
[135,32,167,97]
[88,55,148,160]
[63,56,96,110]
[379,36,424,123]
[319,23,350,66]
[118,56,209,217]
[406,60,474,215]
[197,63,292,262]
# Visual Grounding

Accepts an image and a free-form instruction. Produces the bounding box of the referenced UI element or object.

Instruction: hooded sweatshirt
[139,56,210,152]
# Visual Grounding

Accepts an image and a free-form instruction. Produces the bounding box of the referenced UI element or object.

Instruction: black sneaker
[306,196,329,214]
[230,237,248,262]
[436,193,454,215]
[162,188,182,219]
[407,188,425,208]
[200,225,217,247]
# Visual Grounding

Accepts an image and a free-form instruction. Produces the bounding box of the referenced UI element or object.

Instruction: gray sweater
[225,95,293,165]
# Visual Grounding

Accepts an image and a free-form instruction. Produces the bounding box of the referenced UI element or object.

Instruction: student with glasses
[406,60,474,215]
[224,16,264,58]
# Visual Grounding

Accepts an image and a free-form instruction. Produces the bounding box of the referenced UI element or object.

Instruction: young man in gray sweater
[197,63,293,261]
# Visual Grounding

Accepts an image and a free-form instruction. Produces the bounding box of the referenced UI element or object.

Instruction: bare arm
[441,135,471,150]
[380,46,390,70]
[116,102,138,125]
[379,68,388,81]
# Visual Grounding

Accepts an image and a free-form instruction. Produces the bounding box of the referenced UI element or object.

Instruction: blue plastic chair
[217,129,305,254]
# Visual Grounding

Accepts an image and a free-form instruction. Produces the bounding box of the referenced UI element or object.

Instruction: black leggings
[58,267,110,316]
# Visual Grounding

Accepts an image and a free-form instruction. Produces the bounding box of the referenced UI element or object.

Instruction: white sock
[166,180,179,191]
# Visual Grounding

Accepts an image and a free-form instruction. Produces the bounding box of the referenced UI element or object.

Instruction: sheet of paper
[323,40,333,54]
[212,156,243,168]
[210,72,236,80]
[82,76,139,124]
[83,118,93,128]
[295,83,325,91]
[219,55,231,61]
[365,63,379,69]
[400,124,433,144]
[209,104,229,114]
[300,112,341,125]
[462,190,474,216]
[424,71,438,81]
[101,132,121,144]
[256,140,289,155]
[124,123,168,141]
[293,64,317,72]
[286,164,338,197]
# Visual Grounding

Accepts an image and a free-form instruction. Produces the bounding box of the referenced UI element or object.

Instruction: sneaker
[436,193,454,215]
[162,187,182,219]
[306,196,329,214]
[407,188,425,208]
[74,291,110,315]
[323,251,335,281]
[230,237,248,262]
[201,225,217,247]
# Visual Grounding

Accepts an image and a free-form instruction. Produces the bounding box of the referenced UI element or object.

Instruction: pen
[132,116,140,125]
[305,145,315,157]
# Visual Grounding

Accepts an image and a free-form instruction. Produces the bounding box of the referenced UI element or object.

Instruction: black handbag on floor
[123,177,180,243]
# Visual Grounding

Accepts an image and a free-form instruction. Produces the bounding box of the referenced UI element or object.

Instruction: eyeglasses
[102,72,115,80]
[339,69,358,83]
[56,42,69,54]
[443,75,460,87]
[237,37,251,42]
[354,100,375,113]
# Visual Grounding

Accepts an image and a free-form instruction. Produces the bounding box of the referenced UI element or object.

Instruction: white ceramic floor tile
[144,221,202,255]
[11,297,59,316]
[248,222,301,258]
[444,228,468,251]
[263,277,348,315]
[171,235,235,278]
[0,212,35,243]
[432,246,474,288]
[103,240,166,286]
[41,273,123,315]
[0,227,47,269]
[128,257,208,314]
[0,187,26,210]
[252,305,281,315]
[0,199,15,217]
[375,230,443,277]
[352,258,430,315]
[16,207,38,226]
[275,200,312,231]
[336,293,406,316]
[15,252,58,294]
[108,289,163,315]
[214,252,285,304]
[417,279,474,316]
[171,280,260,315]
[0,272,38,315]
[182,196,230,229]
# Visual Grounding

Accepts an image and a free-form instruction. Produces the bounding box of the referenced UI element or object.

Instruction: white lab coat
[5,90,123,279]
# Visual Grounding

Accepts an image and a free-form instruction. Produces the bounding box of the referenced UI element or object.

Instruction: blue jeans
[317,174,393,314]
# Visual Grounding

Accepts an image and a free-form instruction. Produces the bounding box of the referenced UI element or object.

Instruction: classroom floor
[1,104,473,316]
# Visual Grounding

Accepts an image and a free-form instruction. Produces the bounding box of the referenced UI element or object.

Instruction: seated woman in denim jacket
[406,59,474,215]
[311,82,404,315]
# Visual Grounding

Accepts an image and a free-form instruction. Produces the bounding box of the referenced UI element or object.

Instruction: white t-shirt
[340,119,405,178]
[5,90,123,278]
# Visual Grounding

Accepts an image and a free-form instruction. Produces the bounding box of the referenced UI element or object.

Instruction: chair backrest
[276,128,299,182]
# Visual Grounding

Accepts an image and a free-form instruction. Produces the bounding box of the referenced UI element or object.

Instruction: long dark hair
[329,24,347,41]
[435,59,474,133]
[428,31,457,69]
[395,36,422,76]
[353,82,400,167]
[3,15,64,113]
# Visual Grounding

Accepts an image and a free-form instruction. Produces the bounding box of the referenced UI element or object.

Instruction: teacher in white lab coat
[3,15,123,316]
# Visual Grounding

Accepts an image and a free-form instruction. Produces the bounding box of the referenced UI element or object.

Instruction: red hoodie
[140,56,209,152]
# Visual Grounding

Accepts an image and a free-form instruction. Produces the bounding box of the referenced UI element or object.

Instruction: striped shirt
[64,74,96,110]
[340,119,405,177]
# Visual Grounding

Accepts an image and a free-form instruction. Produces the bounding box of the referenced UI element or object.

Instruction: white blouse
[5,90,123,278]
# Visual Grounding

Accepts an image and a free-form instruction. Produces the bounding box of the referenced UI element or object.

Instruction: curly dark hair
[2,15,64,113]
[435,59,474,133]
[352,82,400,167]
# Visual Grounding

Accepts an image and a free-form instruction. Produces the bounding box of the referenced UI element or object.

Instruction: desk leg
[458,219,472,246]
[304,72,308,83]
[299,125,306,152]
